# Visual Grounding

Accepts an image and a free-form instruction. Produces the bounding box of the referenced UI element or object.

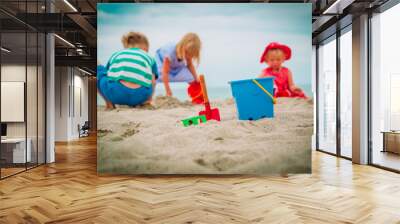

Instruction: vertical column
[88,77,97,132]
[46,0,55,163]
[352,14,369,164]
[312,45,317,151]
[336,29,341,156]
[315,45,320,151]
[0,18,2,179]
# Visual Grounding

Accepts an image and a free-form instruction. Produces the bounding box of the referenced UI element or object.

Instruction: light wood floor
[0,136,400,224]
[373,151,400,171]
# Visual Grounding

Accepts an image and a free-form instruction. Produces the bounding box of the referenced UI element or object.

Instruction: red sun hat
[260,42,292,63]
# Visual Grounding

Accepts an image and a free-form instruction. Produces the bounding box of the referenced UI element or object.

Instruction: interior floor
[0,162,45,178]
[0,135,399,223]
[0,167,25,178]
[373,150,400,171]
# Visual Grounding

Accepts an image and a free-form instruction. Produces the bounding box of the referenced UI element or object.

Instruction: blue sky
[98,3,312,91]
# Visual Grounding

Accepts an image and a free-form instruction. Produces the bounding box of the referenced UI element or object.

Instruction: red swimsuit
[261,67,307,98]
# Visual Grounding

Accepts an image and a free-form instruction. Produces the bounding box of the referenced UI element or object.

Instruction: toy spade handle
[199,75,209,104]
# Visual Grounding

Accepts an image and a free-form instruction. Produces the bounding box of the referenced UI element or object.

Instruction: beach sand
[98,96,313,174]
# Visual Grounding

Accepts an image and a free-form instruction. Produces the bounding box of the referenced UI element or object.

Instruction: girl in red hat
[259,42,307,99]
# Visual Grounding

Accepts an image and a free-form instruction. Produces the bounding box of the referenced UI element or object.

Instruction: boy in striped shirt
[97,32,158,109]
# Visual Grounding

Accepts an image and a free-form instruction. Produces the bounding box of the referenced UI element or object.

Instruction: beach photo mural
[97,3,313,174]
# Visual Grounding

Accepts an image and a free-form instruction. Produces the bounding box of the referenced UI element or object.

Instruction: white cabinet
[1,138,32,163]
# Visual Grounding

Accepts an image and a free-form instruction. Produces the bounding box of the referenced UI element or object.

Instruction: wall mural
[97,3,313,174]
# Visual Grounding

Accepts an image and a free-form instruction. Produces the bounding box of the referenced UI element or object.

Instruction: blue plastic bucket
[229,77,275,120]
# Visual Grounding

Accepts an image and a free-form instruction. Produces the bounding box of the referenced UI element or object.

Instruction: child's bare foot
[105,101,115,110]
[144,100,154,108]
[145,97,153,105]
[280,172,289,178]
[137,101,155,110]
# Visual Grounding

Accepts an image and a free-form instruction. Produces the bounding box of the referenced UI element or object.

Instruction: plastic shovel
[198,75,221,121]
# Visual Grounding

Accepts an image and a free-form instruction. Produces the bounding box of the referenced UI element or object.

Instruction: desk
[1,138,31,163]
[382,131,400,154]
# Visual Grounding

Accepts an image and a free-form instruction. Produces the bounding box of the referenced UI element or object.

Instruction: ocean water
[97,83,313,106]
[155,84,232,101]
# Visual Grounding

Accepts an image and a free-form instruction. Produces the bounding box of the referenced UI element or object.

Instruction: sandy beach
[98,96,313,174]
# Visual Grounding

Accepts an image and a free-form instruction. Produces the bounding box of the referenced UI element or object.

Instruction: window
[317,37,337,154]
[370,3,400,171]
[339,29,352,158]
[0,1,47,179]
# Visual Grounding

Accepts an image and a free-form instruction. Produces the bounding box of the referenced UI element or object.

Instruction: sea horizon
[97,83,312,106]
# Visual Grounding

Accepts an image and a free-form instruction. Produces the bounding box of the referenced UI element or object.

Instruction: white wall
[1,65,26,139]
[55,67,69,141]
[1,64,46,164]
[72,73,89,138]
[54,67,89,141]
[1,65,42,137]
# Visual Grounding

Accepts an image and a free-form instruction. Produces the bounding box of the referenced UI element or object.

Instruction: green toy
[181,115,207,127]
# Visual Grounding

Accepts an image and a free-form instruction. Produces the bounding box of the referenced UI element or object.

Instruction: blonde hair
[121,31,149,49]
[176,33,201,65]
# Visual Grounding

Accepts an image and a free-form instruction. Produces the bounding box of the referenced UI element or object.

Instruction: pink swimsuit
[261,67,307,98]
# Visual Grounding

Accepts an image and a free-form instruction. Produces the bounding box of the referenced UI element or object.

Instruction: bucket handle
[252,79,277,104]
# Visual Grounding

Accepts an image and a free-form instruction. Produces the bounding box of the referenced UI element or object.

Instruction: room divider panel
[0,0,47,179]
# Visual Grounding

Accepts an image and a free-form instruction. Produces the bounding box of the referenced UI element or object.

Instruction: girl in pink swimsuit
[259,42,307,99]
